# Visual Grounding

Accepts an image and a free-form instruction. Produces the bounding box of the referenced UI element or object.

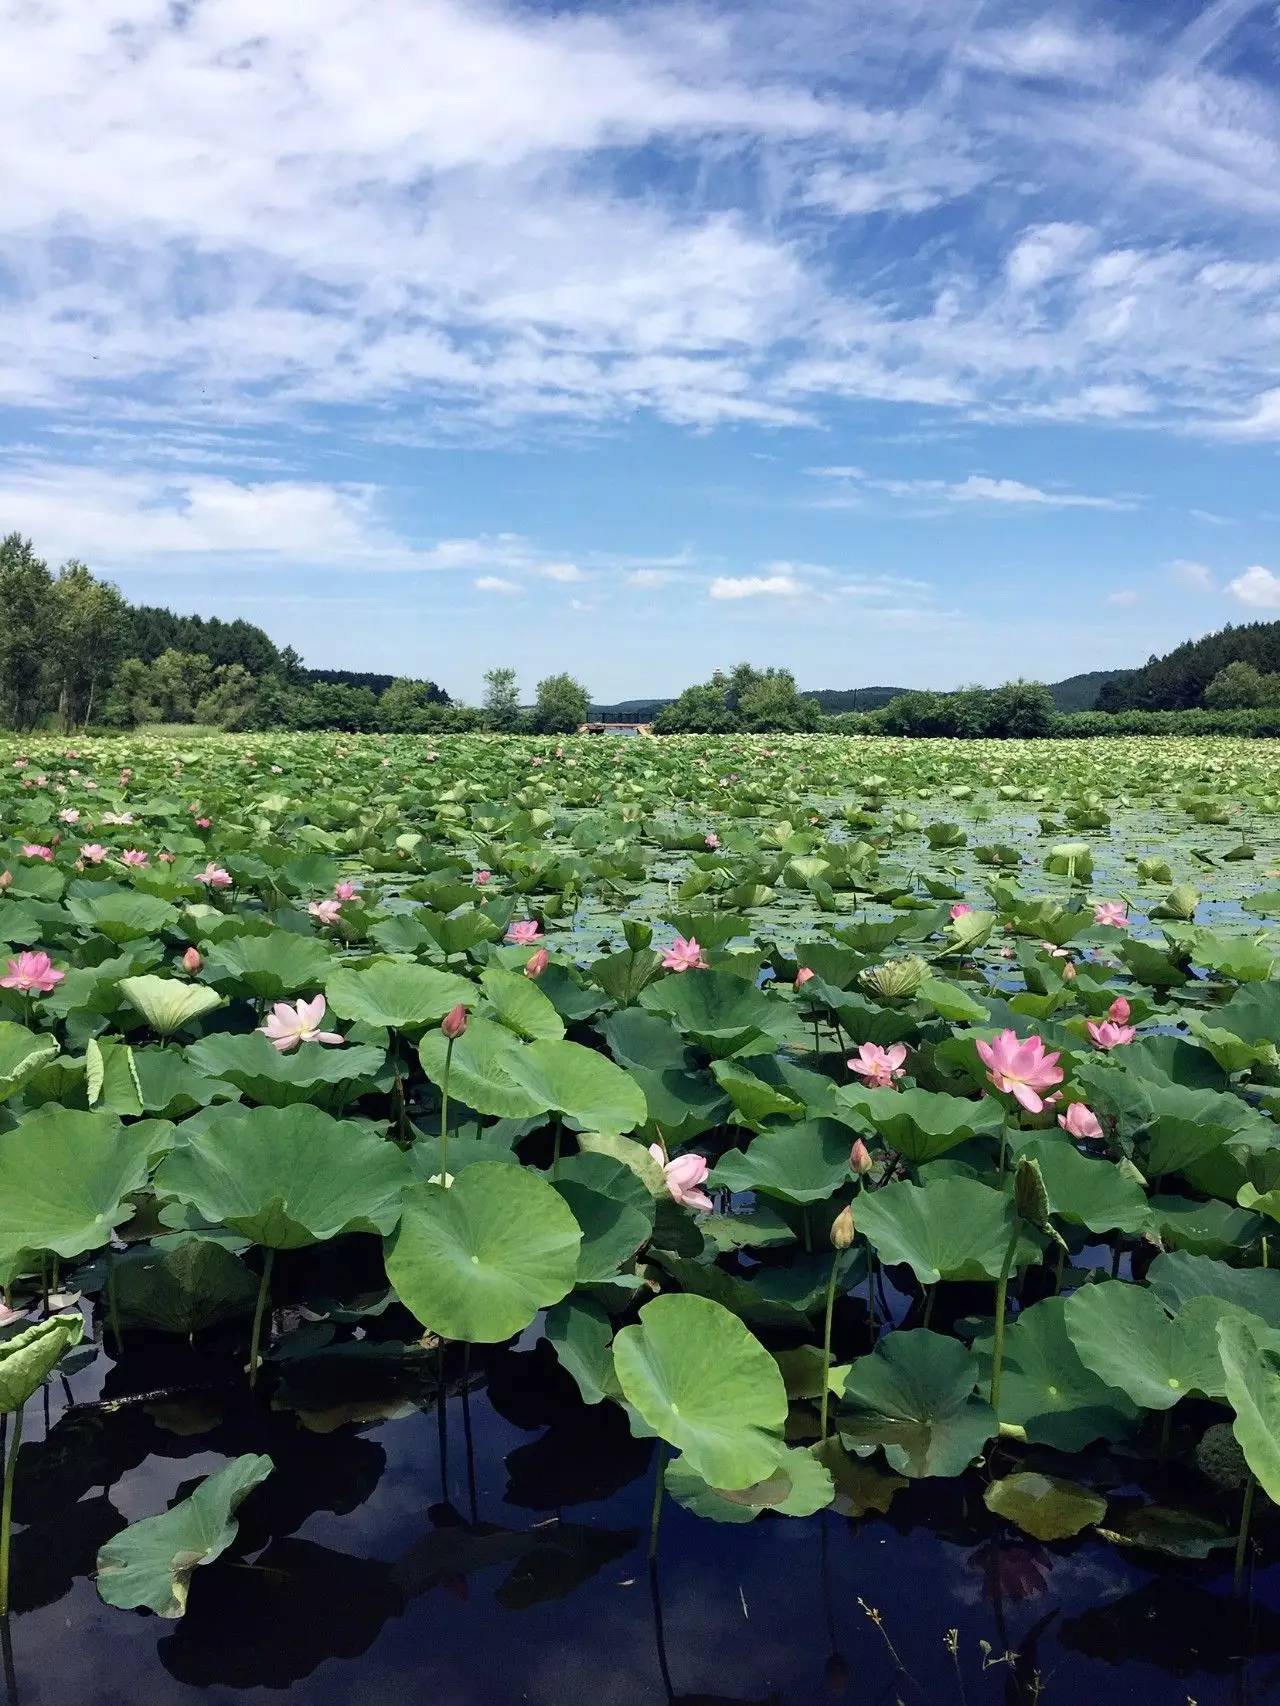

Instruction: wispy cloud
[709,574,802,601]
[1172,558,1216,590]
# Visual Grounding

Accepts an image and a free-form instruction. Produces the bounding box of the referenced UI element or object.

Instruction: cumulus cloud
[1172,558,1215,589]
[1228,564,1280,610]
[474,575,520,594]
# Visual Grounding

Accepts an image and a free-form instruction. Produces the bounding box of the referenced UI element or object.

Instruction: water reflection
[0,1329,1274,1705]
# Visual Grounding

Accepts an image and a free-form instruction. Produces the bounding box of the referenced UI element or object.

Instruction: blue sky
[1,0,1278,701]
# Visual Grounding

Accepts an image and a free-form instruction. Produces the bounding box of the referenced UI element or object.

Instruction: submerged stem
[648,1441,668,1561]
[1234,1471,1256,1594]
[819,1254,840,1444]
[988,1228,1020,1412]
[0,1405,22,1618]
[247,1248,275,1389]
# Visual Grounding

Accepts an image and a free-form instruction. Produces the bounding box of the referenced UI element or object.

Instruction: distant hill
[1098,620,1280,711]
[592,671,1121,722]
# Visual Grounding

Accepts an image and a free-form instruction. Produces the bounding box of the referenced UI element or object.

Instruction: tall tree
[530,672,590,734]
[0,534,56,730]
[482,667,521,731]
[52,560,128,731]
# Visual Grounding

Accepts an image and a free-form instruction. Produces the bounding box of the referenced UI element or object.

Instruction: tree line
[1098,620,1280,711]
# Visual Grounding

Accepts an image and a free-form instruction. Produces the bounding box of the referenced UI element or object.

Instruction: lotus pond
[1,730,1280,1704]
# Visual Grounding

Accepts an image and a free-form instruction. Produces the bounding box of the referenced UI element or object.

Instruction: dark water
[5,1320,1279,1706]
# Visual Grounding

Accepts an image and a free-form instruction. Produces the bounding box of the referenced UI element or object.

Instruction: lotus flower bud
[623,919,653,952]
[830,1204,856,1250]
[182,946,202,973]
[525,948,549,980]
[795,966,815,987]
[441,1003,468,1040]
[849,1138,874,1176]
[1061,960,1076,981]
[858,954,926,1001]
[1013,1155,1052,1230]
[0,871,11,891]
[1108,995,1130,1023]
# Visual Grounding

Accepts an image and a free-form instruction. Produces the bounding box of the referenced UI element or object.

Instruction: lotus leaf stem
[988,1227,1020,1412]
[439,1035,455,1180]
[247,1247,275,1389]
[106,1249,124,1357]
[0,1405,21,1618]
[647,1440,668,1561]
[1234,1471,1256,1593]
[819,1253,841,1443]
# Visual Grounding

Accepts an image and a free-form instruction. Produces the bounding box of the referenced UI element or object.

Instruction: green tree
[1204,660,1268,710]
[52,560,129,731]
[482,667,521,732]
[100,658,159,728]
[0,534,56,730]
[194,664,261,729]
[377,677,450,732]
[530,672,590,734]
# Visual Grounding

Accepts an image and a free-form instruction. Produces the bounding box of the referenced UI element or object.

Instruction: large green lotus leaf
[544,1295,620,1407]
[1217,1315,1280,1503]
[575,1130,668,1195]
[664,1447,833,1523]
[202,933,335,999]
[1098,1505,1233,1559]
[1188,982,1280,1073]
[1145,1114,1244,1180]
[552,1180,651,1282]
[0,1022,57,1100]
[1150,1193,1263,1259]
[118,975,225,1038]
[0,1109,156,1277]
[418,1017,548,1119]
[638,970,782,1057]
[711,1059,805,1127]
[984,1471,1107,1541]
[325,959,477,1030]
[602,1009,729,1139]
[648,1248,861,1332]
[856,1176,1041,1285]
[111,1239,260,1335]
[479,966,564,1041]
[0,1313,85,1412]
[834,1086,1004,1165]
[811,1437,908,1517]
[708,1121,852,1206]
[502,1038,647,1133]
[155,1106,411,1250]
[96,1453,274,1617]
[613,1294,788,1489]
[1020,1136,1152,1236]
[184,1031,385,1108]
[971,1297,1140,1449]
[1063,1282,1212,1411]
[838,1330,996,1478]
[66,891,178,944]
[385,1163,581,1341]
[1148,1251,1280,1328]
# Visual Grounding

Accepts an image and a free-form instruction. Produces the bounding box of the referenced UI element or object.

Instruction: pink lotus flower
[795,966,815,987]
[120,849,149,868]
[181,946,203,973]
[58,808,79,825]
[157,851,175,864]
[473,870,491,886]
[1058,1102,1103,1140]
[850,1137,874,1175]
[949,903,974,919]
[20,844,52,861]
[847,1041,908,1089]
[441,1003,468,1040]
[0,950,64,995]
[194,862,232,888]
[1086,1019,1136,1051]
[662,935,708,973]
[525,948,549,979]
[506,919,542,946]
[79,843,108,864]
[1040,941,1070,958]
[259,995,344,1052]
[1108,996,1131,1024]
[101,811,132,826]
[308,899,342,926]
[975,1029,1063,1114]
[0,1301,29,1329]
[704,832,720,849]
[1093,902,1128,928]
[648,1145,713,1212]
[195,817,212,830]
[333,880,357,901]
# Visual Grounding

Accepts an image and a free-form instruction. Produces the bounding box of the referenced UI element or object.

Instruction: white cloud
[709,574,802,600]
[1227,564,1280,610]
[1172,558,1215,589]
[1105,588,1140,606]
[0,0,1278,442]
[627,569,673,588]
[873,473,1131,509]
[474,575,520,595]
[540,562,586,583]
